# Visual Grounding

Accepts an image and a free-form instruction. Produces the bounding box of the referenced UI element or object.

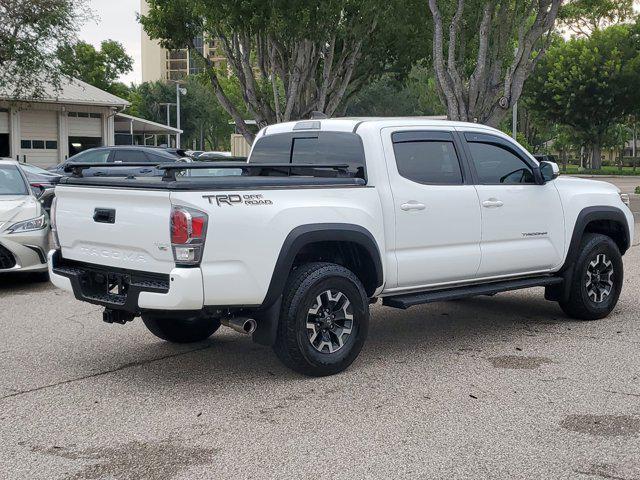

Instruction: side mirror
[31,186,44,198]
[539,161,559,183]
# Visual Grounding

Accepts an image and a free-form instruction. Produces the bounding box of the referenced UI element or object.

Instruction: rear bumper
[48,250,204,313]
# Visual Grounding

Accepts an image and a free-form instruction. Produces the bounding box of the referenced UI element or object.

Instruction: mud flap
[251,297,282,346]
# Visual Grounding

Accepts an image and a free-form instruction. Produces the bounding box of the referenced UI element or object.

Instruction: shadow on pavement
[86,292,570,391]
[0,272,51,293]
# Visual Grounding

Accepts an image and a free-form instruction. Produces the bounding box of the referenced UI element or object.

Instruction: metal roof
[0,77,129,108]
[114,113,183,135]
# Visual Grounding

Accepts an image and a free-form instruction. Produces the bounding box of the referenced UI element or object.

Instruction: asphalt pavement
[0,176,639,479]
[1,251,639,479]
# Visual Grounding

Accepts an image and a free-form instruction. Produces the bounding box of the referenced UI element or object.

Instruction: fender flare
[261,223,383,308]
[546,206,630,303]
[251,223,383,346]
[561,206,630,272]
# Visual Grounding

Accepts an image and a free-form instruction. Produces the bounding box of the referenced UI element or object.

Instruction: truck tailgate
[55,186,174,274]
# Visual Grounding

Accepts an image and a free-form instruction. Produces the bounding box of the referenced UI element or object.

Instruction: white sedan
[0,159,49,276]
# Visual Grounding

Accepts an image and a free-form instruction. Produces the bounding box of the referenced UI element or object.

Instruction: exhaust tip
[222,317,257,335]
[243,319,257,335]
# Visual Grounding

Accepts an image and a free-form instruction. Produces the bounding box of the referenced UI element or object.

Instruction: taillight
[50,197,60,250]
[170,205,208,266]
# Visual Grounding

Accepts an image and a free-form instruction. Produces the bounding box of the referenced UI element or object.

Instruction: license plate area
[79,270,131,304]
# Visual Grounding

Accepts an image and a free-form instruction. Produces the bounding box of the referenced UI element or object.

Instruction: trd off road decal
[203,194,274,207]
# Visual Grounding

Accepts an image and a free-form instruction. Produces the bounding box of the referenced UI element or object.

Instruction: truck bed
[59,161,367,190]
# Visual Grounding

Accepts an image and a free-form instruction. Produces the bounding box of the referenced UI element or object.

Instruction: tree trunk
[633,123,637,173]
[619,148,623,172]
[591,144,602,170]
[427,0,561,127]
[562,150,567,172]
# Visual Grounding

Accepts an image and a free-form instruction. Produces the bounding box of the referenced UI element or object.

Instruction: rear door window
[74,150,110,164]
[392,132,463,185]
[112,150,151,163]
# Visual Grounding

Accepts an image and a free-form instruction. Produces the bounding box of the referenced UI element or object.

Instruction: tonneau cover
[59,175,366,190]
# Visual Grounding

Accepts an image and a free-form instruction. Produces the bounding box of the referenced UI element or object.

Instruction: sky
[79,0,143,85]
[79,0,640,87]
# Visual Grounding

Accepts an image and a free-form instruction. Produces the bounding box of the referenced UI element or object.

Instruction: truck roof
[260,117,504,137]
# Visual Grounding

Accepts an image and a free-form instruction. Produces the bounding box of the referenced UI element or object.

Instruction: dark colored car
[196,151,234,161]
[49,146,189,178]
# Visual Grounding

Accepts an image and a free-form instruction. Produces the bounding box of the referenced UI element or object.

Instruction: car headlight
[620,193,631,208]
[6,214,47,234]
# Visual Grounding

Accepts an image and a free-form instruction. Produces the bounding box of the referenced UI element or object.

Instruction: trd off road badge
[203,193,274,207]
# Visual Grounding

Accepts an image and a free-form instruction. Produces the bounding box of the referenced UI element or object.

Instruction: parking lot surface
[1,176,639,480]
[1,248,639,479]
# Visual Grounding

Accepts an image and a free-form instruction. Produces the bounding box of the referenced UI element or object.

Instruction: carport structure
[0,77,129,167]
[114,113,183,148]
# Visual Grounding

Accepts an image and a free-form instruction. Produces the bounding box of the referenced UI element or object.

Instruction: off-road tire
[273,262,370,377]
[142,313,221,343]
[559,233,623,320]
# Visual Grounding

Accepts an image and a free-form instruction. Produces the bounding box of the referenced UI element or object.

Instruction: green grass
[560,165,640,176]
[635,186,640,194]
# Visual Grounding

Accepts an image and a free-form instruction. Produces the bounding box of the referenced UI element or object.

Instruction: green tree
[551,125,579,172]
[345,65,446,117]
[127,77,234,150]
[559,0,634,37]
[140,0,429,143]
[525,23,640,169]
[427,0,562,127]
[0,0,89,98]
[602,123,632,171]
[57,40,133,98]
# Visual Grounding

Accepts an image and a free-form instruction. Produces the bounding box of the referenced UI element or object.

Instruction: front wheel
[142,312,221,343]
[559,233,623,320]
[274,262,370,377]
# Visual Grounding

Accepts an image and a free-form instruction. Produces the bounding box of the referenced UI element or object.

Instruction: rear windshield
[249,132,365,178]
[0,165,28,195]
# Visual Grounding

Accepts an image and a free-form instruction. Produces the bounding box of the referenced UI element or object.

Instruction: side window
[392,134,463,185]
[76,150,110,164]
[467,142,535,184]
[147,152,174,163]
[112,150,151,163]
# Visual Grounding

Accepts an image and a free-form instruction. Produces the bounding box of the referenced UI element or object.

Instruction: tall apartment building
[140,0,226,83]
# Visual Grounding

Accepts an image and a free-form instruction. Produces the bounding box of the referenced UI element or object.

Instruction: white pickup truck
[49,118,634,376]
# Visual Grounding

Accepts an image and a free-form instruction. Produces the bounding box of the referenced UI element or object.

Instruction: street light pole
[512,100,518,140]
[159,103,176,147]
[176,82,181,148]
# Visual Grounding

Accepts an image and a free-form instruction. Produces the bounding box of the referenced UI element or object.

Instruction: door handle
[400,201,426,211]
[482,198,504,208]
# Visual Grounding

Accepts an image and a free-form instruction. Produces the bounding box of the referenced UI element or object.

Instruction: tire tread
[274,262,369,376]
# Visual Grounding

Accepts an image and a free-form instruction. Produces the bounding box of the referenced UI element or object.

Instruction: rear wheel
[559,233,623,320]
[142,312,221,343]
[273,262,370,377]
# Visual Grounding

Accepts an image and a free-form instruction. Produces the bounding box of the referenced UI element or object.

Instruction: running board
[382,276,563,310]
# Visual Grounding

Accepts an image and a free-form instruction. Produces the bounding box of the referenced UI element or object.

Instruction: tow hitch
[103,308,136,325]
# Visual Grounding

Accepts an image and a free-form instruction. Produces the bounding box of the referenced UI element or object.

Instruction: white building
[0,77,182,168]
